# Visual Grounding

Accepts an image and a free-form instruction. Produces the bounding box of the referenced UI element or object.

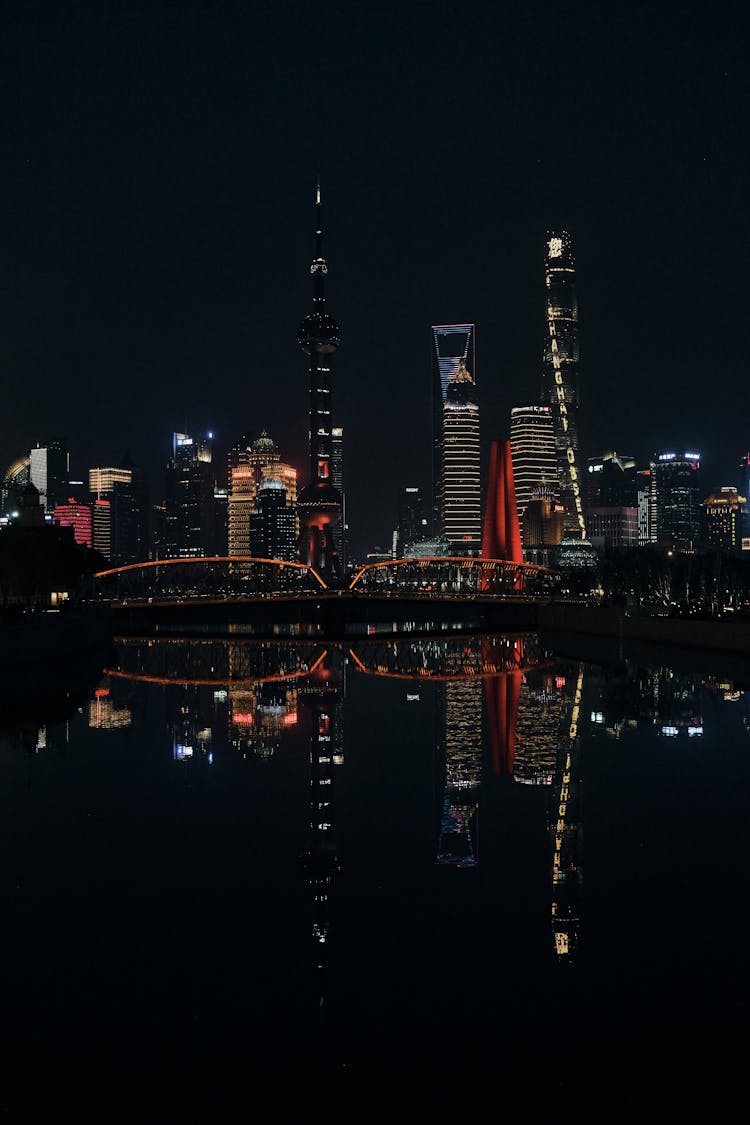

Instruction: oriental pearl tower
[296,178,343,584]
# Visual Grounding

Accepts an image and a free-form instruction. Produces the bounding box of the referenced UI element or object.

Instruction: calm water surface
[1,631,748,1122]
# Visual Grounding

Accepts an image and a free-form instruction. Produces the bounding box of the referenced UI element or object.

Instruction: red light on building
[283,712,298,726]
[232,712,254,725]
[52,500,93,548]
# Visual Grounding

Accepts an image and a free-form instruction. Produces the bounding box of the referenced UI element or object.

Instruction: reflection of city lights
[233,713,254,725]
[174,743,194,760]
[283,713,298,726]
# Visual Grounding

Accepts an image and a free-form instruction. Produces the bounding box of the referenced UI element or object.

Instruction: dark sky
[1,0,747,555]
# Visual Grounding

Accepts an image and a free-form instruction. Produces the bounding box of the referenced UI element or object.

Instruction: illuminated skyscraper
[52,498,92,547]
[509,404,557,529]
[431,324,475,536]
[396,486,427,556]
[163,431,215,558]
[297,179,343,582]
[440,359,481,554]
[30,439,69,513]
[651,450,703,551]
[89,458,148,565]
[541,233,586,538]
[228,465,256,557]
[250,479,297,561]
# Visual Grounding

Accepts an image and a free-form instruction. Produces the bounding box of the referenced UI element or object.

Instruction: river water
[1,629,748,1122]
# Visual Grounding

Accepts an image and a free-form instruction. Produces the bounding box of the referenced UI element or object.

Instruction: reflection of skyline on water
[2,631,750,1115]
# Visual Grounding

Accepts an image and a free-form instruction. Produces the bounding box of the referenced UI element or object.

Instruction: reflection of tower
[549,665,584,961]
[436,681,482,867]
[297,180,343,583]
[299,650,345,1006]
[541,233,586,539]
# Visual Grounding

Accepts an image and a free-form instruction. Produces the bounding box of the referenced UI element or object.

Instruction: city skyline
[1,2,746,556]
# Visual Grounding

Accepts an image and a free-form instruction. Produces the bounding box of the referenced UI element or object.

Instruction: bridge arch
[347,556,556,596]
[92,556,328,598]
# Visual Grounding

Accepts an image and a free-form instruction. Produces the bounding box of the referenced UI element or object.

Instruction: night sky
[2,0,747,555]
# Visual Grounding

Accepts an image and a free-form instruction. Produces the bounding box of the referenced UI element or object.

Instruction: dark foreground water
[1,630,749,1122]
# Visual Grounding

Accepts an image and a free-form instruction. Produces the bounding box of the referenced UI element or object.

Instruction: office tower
[52,498,92,547]
[431,324,475,535]
[738,453,750,506]
[262,462,297,505]
[636,468,652,544]
[586,452,637,507]
[296,179,343,581]
[396,486,427,556]
[651,450,703,551]
[163,431,216,558]
[30,439,69,512]
[541,233,586,538]
[440,359,481,554]
[92,498,111,559]
[702,487,747,550]
[331,426,346,567]
[214,485,229,555]
[89,459,148,565]
[509,404,557,530]
[586,451,638,549]
[228,465,256,557]
[250,479,297,561]
[521,495,565,566]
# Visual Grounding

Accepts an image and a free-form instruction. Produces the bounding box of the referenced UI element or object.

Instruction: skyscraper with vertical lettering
[541,233,586,538]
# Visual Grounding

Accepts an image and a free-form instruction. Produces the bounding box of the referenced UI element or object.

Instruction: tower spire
[311,174,327,301]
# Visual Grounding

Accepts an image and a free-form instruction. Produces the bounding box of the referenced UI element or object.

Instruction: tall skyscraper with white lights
[541,233,586,538]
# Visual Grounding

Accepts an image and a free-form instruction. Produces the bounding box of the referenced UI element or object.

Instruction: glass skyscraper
[431,325,480,553]
[431,324,475,539]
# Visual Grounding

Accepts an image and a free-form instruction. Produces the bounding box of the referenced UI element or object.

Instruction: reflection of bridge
[106,632,550,686]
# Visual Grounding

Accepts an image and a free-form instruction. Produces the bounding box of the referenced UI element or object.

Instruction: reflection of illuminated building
[549,664,584,961]
[513,670,564,786]
[88,685,132,729]
[590,665,703,739]
[229,681,298,760]
[299,651,345,1007]
[436,681,482,867]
